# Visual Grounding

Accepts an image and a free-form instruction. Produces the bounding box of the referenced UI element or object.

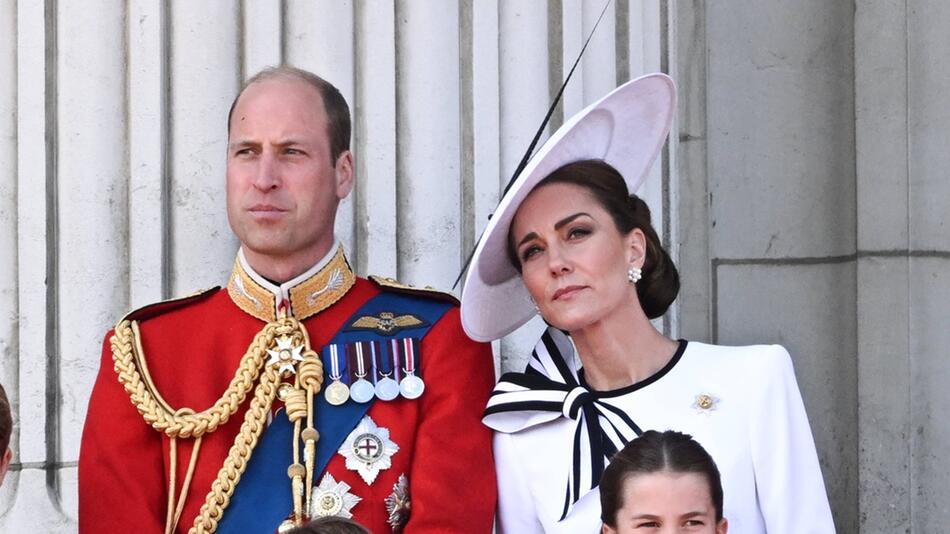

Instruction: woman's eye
[521,245,542,262]
[684,519,705,526]
[635,521,660,528]
[567,227,591,239]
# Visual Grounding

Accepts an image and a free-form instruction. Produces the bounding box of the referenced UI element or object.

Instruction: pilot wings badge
[346,311,428,336]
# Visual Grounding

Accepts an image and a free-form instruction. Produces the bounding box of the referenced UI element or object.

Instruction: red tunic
[79,276,497,533]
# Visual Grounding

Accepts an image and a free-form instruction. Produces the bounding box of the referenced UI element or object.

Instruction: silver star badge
[338,416,400,485]
[385,473,411,532]
[310,473,361,519]
[267,335,305,375]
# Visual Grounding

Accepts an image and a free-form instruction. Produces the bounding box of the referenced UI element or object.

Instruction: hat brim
[460,73,676,342]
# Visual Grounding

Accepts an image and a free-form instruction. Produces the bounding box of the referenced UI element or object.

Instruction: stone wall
[675,1,950,531]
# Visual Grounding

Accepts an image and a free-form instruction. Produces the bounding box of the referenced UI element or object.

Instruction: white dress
[484,328,835,534]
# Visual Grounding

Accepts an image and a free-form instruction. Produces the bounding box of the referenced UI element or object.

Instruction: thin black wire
[454,0,613,288]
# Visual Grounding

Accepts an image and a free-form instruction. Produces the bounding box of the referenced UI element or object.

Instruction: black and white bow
[483,328,642,520]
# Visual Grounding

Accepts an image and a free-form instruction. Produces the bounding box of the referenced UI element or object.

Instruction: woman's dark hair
[599,430,724,527]
[507,159,679,318]
[285,516,370,534]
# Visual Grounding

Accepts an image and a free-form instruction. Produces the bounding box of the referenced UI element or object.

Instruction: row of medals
[324,370,425,406]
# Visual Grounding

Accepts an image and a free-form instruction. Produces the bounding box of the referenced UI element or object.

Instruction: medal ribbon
[354,342,368,378]
[368,341,380,379]
[328,344,343,381]
[401,338,418,375]
[377,340,394,378]
[388,339,402,381]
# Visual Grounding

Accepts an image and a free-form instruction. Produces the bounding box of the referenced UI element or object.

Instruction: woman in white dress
[459,74,835,533]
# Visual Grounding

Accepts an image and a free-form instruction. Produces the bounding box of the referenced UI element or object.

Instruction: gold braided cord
[284,390,308,422]
[111,318,291,439]
[175,435,203,530]
[296,356,323,391]
[166,438,178,534]
[188,365,281,534]
[302,392,317,513]
[164,433,204,534]
[110,314,323,533]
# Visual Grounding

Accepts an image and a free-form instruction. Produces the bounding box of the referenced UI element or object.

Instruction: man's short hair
[227,66,352,161]
[0,383,11,453]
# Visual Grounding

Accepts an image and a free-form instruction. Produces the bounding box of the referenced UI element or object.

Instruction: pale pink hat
[460,73,676,342]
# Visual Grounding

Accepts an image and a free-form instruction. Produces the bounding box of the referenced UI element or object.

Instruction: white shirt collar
[237,239,341,305]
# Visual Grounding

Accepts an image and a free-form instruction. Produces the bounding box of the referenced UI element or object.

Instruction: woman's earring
[627,266,642,284]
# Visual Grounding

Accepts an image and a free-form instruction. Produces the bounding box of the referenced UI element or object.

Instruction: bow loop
[482,327,643,520]
[562,386,593,420]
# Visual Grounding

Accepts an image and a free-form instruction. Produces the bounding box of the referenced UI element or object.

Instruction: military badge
[267,335,305,375]
[374,340,401,401]
[311,473,361,519]
[347,311,429,336]
[323,343,350,406]
[385,473,411,533]
[339,416,400,485]
[347,341,378,403]
[390,338,425,399]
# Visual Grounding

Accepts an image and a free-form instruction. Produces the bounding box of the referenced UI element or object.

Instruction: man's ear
[334,150,354,201]
[0,447,12,486]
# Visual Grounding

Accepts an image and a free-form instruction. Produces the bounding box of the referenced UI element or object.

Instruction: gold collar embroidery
[227,245,356,322]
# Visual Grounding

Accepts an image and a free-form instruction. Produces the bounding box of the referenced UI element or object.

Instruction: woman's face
[510,182,643,332]
[603,471,727,534]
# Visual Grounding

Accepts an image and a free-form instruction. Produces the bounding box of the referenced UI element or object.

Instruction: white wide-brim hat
[460,73,676,342]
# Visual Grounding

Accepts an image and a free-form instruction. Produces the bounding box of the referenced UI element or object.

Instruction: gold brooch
[692,393,719,413]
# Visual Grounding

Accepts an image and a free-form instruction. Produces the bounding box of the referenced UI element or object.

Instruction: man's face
[226,78,352,277]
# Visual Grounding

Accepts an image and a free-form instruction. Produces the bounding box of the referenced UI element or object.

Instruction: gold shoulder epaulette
[120,286,220,323]
[368,275,459,305]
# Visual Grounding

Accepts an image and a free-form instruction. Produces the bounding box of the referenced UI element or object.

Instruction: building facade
[0,1,946,532]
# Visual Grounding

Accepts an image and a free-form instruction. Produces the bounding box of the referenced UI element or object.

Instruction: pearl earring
[627,266,642,284]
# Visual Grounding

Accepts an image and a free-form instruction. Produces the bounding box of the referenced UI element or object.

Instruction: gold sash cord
[111,314,324,533]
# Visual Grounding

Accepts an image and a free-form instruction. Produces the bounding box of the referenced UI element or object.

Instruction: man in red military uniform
[79,67,497,534]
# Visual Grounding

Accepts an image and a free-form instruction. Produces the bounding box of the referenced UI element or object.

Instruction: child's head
[284,516,370,534]
[600,430,726,534]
